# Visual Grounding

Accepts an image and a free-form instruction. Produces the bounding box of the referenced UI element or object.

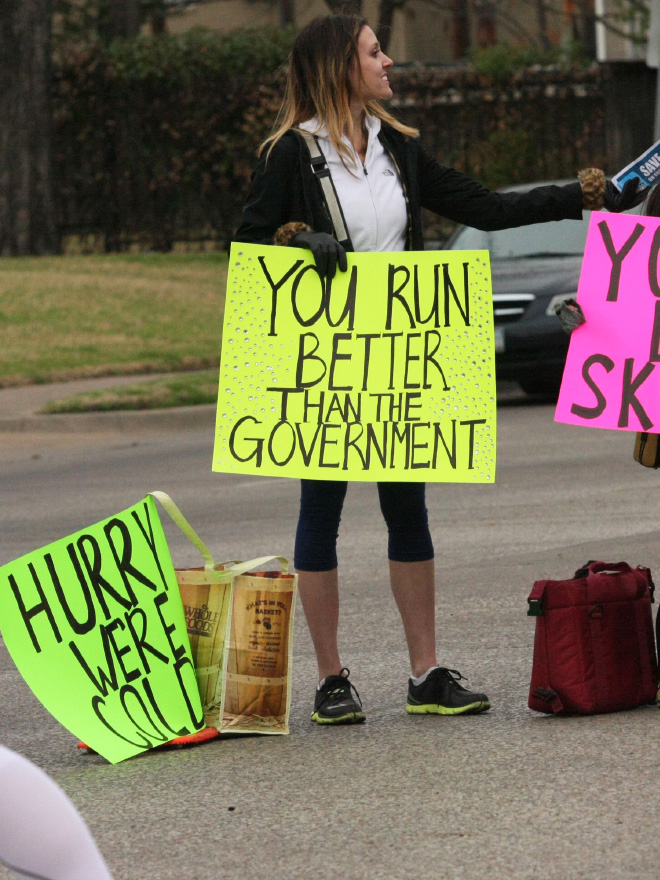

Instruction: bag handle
[575,560,633,578]
[582,561,655,609]
[149,492,291,580]
[217,558,290,578]
[149,490,217,571]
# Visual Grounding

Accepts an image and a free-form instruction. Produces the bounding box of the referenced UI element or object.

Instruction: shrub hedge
[52,28,607,251]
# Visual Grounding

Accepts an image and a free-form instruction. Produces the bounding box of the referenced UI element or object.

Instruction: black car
[445,181,598,396]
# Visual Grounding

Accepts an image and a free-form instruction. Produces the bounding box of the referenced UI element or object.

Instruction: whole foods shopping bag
[151,492,296,735]
[176,567,232,732]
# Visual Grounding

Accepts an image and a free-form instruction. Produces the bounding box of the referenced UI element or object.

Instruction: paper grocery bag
[150,492,296,735]
[177,566,232,730]
[224,569,296,734]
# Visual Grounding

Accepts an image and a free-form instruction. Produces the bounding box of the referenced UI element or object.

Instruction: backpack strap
[527,580,546,616]
[295,129,352,250]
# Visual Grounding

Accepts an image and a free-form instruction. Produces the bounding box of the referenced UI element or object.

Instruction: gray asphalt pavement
[1,382,660,879]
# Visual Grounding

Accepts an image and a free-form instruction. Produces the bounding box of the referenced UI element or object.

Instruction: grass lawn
[42,369,219,413]
[0,252,227,386]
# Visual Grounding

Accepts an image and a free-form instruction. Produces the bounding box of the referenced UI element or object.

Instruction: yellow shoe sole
[311,710,366,725]
[406,700,491,716]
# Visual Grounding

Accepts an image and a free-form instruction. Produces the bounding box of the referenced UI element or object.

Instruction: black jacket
[234,123,584,250]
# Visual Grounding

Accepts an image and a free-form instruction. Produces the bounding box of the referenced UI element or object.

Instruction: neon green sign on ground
[213,244,496,483]
[0,497,204,764]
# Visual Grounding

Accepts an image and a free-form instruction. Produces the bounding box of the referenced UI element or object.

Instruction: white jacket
[297,115,407,253]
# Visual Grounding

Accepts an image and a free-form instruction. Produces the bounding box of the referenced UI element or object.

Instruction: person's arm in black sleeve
[233,134,346,278]
[416,146,646,230]
[416,144,584,230]
[234,136,299,245]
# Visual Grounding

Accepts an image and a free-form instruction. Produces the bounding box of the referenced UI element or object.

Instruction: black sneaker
[407,667,490,716]
[311,667,365,725]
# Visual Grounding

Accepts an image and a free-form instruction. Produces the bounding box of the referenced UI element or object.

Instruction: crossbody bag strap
[296,129,352,250]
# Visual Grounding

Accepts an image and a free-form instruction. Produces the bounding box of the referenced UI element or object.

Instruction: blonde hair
[260,15,418,166]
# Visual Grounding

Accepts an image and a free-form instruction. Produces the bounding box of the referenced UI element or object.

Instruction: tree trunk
[376,0,405,53]
[150,1,168,36]
[475,0,497,48]
[324,0,362,13]
[279,0,295,27]
[575,0,597,59]
[0,0,58,256]
[535,0,551,50]
[106,0,141,39]
[450,0,471,60]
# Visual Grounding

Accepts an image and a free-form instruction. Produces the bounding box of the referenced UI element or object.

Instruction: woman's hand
[291,231,348,279]
[604,178,647,213]
[555,298,586,334]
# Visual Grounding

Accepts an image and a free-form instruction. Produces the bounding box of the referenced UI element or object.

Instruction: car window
[449,212,592,258]
[446,226,489,251]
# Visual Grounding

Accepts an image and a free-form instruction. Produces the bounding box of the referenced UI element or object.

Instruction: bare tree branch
[514,0,649,42]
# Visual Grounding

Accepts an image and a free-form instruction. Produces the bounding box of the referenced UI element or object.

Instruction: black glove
[604,178,647,213]
[555,298,586,335]
[290,231,347,279]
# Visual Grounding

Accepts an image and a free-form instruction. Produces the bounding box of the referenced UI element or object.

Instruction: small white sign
[612,140,660,192]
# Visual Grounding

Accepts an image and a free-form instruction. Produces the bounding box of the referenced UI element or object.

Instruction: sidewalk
[0,375,528,434]
[0,373,216,433]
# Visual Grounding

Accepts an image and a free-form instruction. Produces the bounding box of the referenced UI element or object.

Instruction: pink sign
[555,212,660,432]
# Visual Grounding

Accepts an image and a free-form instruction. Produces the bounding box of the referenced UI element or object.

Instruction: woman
[234,14,640,725]
[0,745,113,879]
[556,180,656,333]
[647,180,660,218]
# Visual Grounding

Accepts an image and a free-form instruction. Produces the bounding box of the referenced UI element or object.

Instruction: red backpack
[528,561,658,715]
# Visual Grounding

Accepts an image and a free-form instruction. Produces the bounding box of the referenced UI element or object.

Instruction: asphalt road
[1,388,660,880]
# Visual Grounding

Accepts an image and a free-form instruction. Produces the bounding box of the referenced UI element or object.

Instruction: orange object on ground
[77,727,220,753]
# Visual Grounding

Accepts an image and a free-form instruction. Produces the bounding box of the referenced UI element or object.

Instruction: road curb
[0,404,217,434]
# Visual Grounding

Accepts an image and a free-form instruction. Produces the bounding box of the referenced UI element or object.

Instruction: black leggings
[294,479,434,571]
